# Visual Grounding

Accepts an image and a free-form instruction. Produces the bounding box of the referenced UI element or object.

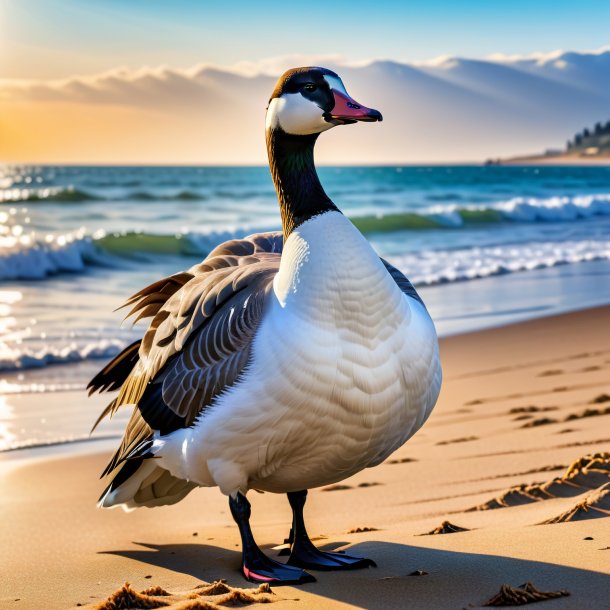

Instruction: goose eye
[303,83,317,93]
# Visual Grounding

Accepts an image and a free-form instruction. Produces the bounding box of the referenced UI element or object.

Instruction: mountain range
[1,48,609,163]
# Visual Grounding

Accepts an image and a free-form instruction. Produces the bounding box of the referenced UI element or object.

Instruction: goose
[89,66,442,586]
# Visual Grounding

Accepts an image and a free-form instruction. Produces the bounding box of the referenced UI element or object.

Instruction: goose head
[266,67,382,136]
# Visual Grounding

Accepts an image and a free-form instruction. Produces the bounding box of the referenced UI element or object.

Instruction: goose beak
[328,89,383,124]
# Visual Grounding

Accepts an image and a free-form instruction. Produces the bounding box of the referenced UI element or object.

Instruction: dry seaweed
[484,582,570,606]
[194,581,232,596]
[141,586,171,597]
[508,406,556,414]
[386,457,417,464]
[541,483,610,523]
[213,587,274,606]
[590,393,610,404]
[321,484,352,491]
[436,436,478,445]
[95,582,169,609]
[521,417,558,428]
[470,452,610,511]
[347,526,379,533]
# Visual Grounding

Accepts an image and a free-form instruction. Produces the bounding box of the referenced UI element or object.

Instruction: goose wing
[380,258,425,308]
[91,231,283,478]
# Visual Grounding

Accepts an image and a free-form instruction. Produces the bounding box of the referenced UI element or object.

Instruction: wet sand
[1,305,609,609]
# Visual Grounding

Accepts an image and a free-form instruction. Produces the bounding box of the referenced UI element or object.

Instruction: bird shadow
[100,538,608,609]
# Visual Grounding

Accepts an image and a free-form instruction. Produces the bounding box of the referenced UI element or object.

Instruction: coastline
[489,153,610,166]
[1,305,609,609]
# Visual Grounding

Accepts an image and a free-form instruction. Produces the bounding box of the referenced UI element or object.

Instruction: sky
[1,0,609,163]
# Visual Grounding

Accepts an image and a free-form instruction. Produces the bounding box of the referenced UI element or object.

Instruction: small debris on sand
[94,583,169,609]
[94,580,275,609]
[347,526,379,533]
[590,393,610,404]
[521,417,558,428]
[211,588,274,605]
[420,520,470,535]
[408,570,429,576]
[483,582,570,606]
[321,484,352,492]
[565,406,610,420]
[194,581,232,595]
[436,436,478,445]
[386,457,417,464]
[358,482,381,488]
[538,369,563,377]
[508,406,557,414]
[583,536,594,540]
[141,586,170,596]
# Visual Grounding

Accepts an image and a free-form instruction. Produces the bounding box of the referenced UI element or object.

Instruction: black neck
[266,128,338,238]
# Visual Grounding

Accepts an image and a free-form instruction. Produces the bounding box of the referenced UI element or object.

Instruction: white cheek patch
[266,93,334,136]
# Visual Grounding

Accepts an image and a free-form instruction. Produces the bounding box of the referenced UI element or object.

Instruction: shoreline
[1,304,609,609]
[489,153,610,166]
[4,256,610,459]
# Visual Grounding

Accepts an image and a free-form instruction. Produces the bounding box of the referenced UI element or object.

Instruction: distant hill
[2,48,610,163]
[489,119,610,165]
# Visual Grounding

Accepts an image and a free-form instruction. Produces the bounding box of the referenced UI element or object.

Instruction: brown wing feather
[95,231,283,479]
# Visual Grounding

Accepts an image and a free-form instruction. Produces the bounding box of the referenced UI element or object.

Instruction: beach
[2,304,609,610]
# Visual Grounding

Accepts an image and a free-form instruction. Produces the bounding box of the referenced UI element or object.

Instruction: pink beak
[329,89,383,124]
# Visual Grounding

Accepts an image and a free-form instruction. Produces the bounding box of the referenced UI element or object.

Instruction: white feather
[156,212,441,497]
[266,94,334,136]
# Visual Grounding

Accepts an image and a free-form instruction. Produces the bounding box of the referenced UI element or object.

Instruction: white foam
[423,193,610,226]
[0,339,126,372]
[389,239,610,286]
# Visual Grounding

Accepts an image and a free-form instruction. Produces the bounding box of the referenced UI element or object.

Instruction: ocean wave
[2,215,610,284]
[0,225,263,280]
[0,380,84,394]
[388,239,610,286]
[0,229,116,280]
[0,339,126,372]
[353,193,610,231]
[3,185,610,226]
[0,434,121,453]
[0,185,278,203]
[2,239,609,372]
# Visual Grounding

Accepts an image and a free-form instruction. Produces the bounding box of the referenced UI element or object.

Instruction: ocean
[1,164,610,454]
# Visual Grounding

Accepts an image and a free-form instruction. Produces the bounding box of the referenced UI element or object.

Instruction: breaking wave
[388,239,610,286]
[0,338,126,372]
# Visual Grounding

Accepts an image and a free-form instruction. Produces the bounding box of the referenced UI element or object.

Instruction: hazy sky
[2,0,609,79]
[1,1,609,163]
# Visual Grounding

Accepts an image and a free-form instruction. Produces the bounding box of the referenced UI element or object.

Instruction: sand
[1,305,609,609]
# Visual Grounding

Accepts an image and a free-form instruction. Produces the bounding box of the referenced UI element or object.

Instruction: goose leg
[286,489,377,570]
[229,492,315,585]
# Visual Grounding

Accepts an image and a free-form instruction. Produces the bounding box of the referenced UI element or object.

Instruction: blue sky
[1,0,609,79]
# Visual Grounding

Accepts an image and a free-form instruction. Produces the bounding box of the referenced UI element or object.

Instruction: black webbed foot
[229,492,315,585]
[284,490,377,571]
